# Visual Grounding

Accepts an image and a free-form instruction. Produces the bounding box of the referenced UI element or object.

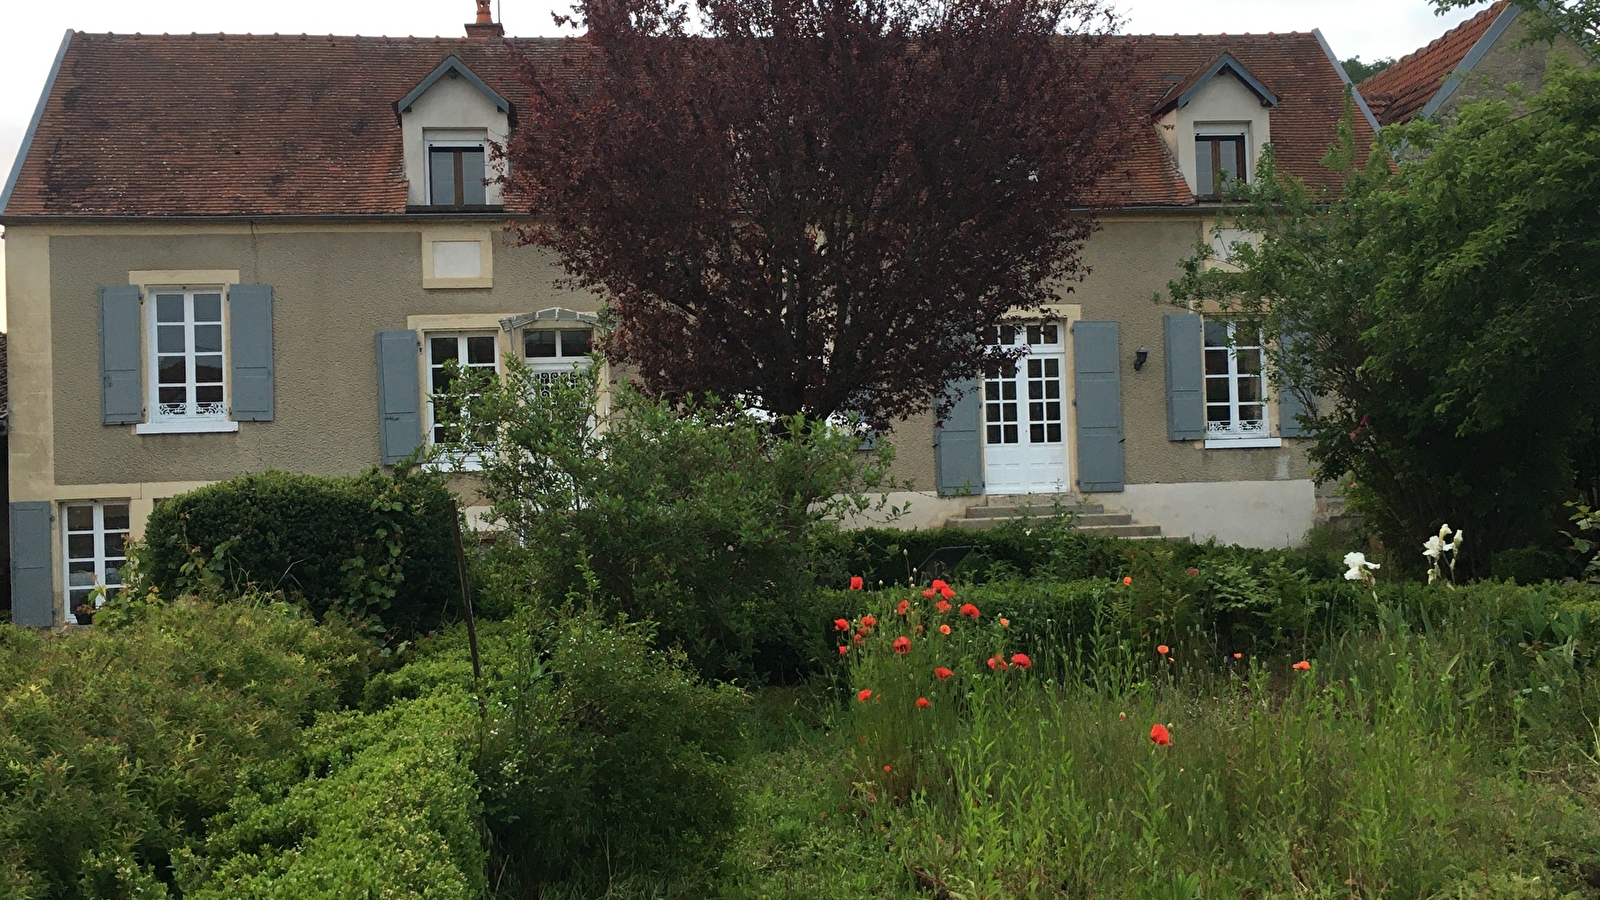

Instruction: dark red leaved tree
[504,0,1134,426]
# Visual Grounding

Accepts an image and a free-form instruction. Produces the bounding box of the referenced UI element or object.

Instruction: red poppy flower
[1232,652,1243,660]
[893,636,912,655]
[1157,644,1170,656]
[1150,724,1171,746]
[921,588,936,599]
[896,600,910,616]
[935,600,952,614]
[934,666,954,680]
[1122,576,1133,586]
[939,624,951,635]
[1293,660,1311,671]
[861,615,877,628]
[849,576,864,590]
[853,632,864,645]
[986,653,1009,671]
[999,617,1010,628]
[1010,653,1033,669]
[959,603,980,619]
[857,689,872,702]
[940,586,956,601]
[834,618,851,632]
[1186,567,1200,576]
[883,764,892,772]
[930,579,948,592]
[916,697,931,709]
[839,646,849,655]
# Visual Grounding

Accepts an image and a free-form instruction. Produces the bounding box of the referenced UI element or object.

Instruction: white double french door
[983,323,1069,494]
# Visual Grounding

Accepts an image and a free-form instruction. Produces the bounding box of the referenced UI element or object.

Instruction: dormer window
[429,143,488,206]
[398,55,512,210]
[1196,134,1246,198]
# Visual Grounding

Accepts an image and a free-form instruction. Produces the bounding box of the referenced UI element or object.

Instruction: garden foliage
[1169,65,1600,573]
[140,467,459,636]
[437,362,891,681]
[0,600,370,900]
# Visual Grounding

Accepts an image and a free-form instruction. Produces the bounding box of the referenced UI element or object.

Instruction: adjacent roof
[0,29,1374,220]
[1358,1,1512,125]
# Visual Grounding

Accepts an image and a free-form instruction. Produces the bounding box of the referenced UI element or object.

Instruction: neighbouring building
[2,1,1382,626]
[1359,0,1597,126]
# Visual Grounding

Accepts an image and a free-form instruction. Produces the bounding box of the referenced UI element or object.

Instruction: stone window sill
[135,419,240,435]
[1204,436,1282,449]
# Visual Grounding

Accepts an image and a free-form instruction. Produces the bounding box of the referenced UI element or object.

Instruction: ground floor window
[523,326,593,396]
[1204,319,1268,439]
[427,333,500,446]
[62,501,130,620]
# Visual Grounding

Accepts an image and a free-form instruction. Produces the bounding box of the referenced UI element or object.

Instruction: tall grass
[826,582,1600,899]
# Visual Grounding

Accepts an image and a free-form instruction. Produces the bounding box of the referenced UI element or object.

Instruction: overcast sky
[0,0,1488,326]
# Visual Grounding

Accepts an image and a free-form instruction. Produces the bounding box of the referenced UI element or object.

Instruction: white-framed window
[62,501,130,621]
[148,288,227,427]
[427,140,488,207]
[427,333,500,448]
[1204,319,1274,445]
[523,326,594,397]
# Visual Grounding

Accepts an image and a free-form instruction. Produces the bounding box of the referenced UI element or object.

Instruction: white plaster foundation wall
[1095,480,1316,549]
[835,491,980,530]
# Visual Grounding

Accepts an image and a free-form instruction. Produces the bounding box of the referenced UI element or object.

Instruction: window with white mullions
[1204,320,1268,438]
[151,290,226,422]
[428,334,499,445]
[1026,355,1063,444]
[985,325,1021,445]
[523,327,593,397]
[63,502,130,620]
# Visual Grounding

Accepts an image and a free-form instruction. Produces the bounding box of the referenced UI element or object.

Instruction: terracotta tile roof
[1093,32,1376,205]
[1358,1,1508,125]
[1,30,1369,218]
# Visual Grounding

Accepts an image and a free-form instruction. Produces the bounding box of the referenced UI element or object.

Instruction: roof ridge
[1359,0,1507,91]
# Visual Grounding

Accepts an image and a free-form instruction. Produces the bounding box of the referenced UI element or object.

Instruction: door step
[951,494,1166,540]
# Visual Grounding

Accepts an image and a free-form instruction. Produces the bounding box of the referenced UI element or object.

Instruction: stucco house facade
[1,5,1378,626]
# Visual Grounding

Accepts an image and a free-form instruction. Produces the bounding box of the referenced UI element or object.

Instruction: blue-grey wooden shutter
[1277,333,1311,438]
[100,285,144,424]
[1073,321,1124,492]
[10,502,54,627]
[1164,313,1205,441]
[934,376,983,496]
[377,330,424,465]
[228,284,274,421]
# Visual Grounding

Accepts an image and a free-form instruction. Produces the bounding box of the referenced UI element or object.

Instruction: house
[1359,0,1597,126]
[1,2,1376,626]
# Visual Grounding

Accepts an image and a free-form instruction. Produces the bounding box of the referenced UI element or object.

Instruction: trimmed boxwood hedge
[141,467,459,636]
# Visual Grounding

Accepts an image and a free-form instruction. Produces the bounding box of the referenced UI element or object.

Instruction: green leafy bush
[0,600,370,899]
[815,518,1127,588]
[438,361,891,681]
[478,609,746,892]
[140,466,459,637]
[176,693,486,900]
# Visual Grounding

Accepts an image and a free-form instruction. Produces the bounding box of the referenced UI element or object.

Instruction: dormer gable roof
[1152,52,1280,116]
[398,54,511,114]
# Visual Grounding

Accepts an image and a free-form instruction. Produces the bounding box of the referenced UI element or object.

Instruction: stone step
[950,518,1160,538]
[962,503,1105,519]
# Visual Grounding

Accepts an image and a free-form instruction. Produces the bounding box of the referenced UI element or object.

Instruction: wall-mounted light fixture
[1133,346,1149,371]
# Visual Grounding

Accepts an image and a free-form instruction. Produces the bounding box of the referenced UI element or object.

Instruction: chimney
[466,0,504,38]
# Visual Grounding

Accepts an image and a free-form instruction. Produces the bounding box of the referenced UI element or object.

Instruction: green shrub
[438,362,891,681]
[176,693,486,900]
[0,600,370,899]
[815,517,1128,588]
[478,608,746,892]
[140,466,459,637]
[1490,545,1570,584]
